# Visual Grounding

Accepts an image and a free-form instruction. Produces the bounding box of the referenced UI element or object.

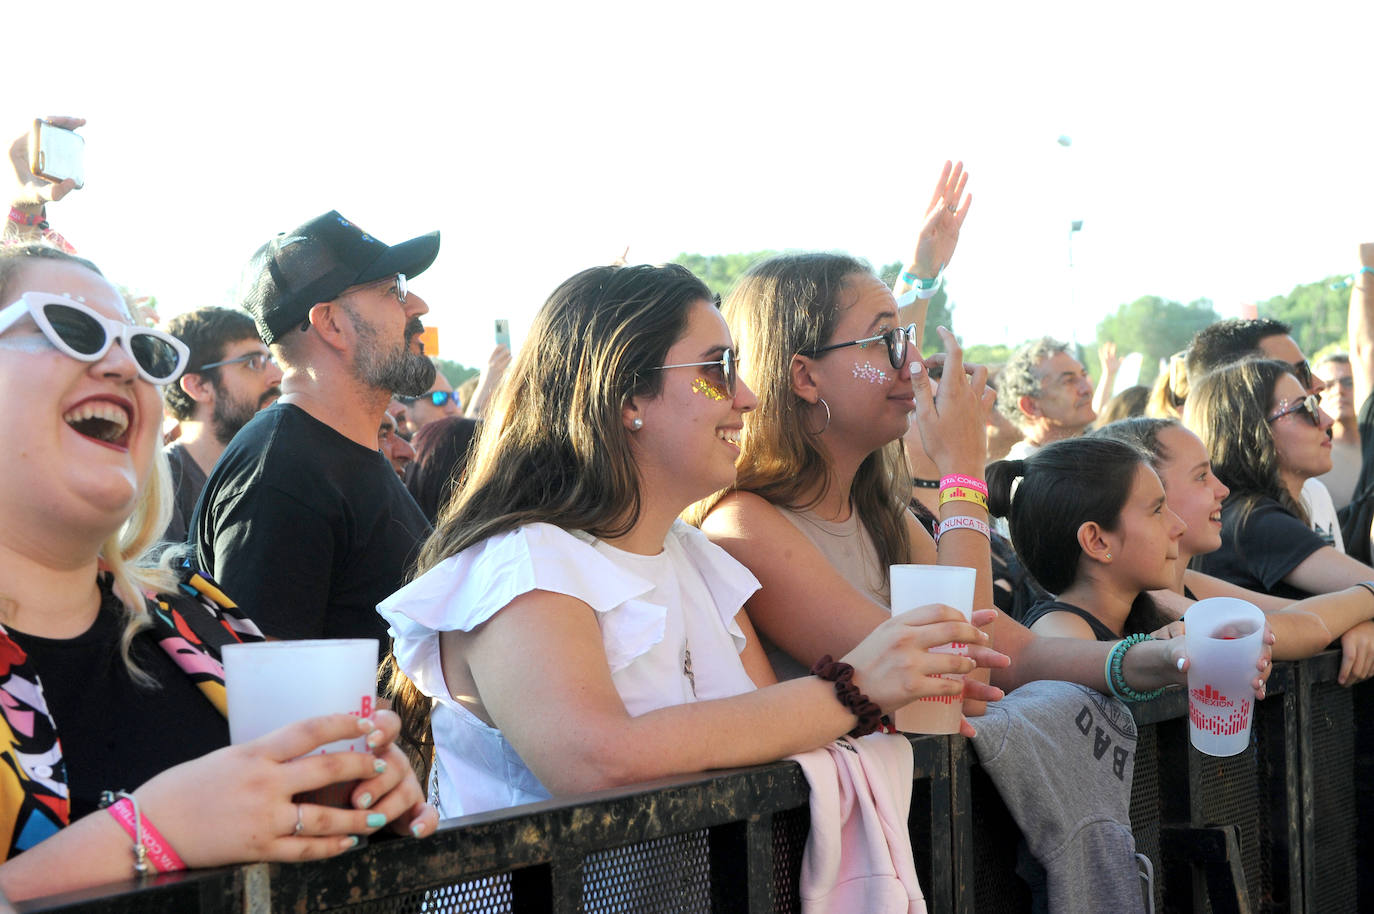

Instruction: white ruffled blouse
[378,520,761,817]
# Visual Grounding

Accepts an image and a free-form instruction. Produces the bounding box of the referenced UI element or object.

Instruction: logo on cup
[1190,698,1252,736]
[1190,684,1234,708]
[351,696,374,718]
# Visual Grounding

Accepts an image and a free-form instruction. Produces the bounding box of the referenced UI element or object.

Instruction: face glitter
[692,377,729,401]
[852,360,890,384]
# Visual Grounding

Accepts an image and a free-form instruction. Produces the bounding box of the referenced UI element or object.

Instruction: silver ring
[293,803,305,836]
[946,205,957,213]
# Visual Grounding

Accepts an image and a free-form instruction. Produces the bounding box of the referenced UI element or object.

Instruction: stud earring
[1105,552,1113,560]
[631,417,643,430]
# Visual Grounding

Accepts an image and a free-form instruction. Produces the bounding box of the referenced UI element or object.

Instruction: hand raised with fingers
[907,160,972,280]
[910,327,989,477]
[9,117,85,207]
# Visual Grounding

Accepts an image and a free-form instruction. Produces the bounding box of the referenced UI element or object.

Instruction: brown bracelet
[811,655,884,738]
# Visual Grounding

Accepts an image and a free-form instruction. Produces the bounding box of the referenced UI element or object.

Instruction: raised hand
[905,160,972,281]
[9,117,86,207]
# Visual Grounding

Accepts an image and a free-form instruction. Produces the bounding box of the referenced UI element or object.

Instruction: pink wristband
[107,796,186,874]
[939,474,987,496]
[935,515,991,543]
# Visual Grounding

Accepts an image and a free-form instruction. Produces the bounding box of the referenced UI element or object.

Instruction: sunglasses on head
[1267,393,1322,427]
[0,292,189,385]
[800,323,918,371]
[652,348,740,398]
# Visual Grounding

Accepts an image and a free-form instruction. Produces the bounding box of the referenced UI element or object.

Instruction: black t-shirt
[191,403,430,653]
[1020,600,1120,642]
[1354,391,1374,499]
[1193,495,1327,600]
[6,579,228,820]
[163,442,208,544]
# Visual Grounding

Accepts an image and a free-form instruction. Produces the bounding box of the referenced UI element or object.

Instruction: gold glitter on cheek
[692,377,729,401]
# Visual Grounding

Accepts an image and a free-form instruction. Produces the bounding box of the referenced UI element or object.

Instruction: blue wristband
[900,270,941,291]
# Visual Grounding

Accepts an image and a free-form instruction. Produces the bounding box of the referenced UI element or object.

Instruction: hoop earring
[814,397,831,435]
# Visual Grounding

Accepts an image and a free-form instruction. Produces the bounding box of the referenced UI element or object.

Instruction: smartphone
[29,120,85,189]
[494,319,511,350]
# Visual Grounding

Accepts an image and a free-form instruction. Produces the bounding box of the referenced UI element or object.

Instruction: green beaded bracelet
[1105,633,1166,702]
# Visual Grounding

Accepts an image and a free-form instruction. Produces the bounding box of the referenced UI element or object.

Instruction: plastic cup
[224,639,379,805]
[888,565,975,735]
[1183,598,1265,757]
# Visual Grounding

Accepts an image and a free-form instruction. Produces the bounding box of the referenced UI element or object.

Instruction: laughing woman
[380,263,999,816]
[0,245,434,902]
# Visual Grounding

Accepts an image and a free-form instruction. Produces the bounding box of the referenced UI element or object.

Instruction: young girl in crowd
[1187,359,1374,599]
[0,245,434,901]
[1096,417,1374,684]
[380,263,999,816]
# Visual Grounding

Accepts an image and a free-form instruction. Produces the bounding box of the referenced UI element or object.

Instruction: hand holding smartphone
[29,119,85,189]
[494,319,511,350]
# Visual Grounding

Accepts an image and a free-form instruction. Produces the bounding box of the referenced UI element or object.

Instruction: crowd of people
[2,119,1371,910]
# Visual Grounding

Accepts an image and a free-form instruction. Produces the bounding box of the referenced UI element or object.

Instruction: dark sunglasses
[1267,393,1322,427]
[397,390,458,408]
[0,292,189,384]
[1289,359,1314,392]
[652,348,739,398]
[800,323,918,371]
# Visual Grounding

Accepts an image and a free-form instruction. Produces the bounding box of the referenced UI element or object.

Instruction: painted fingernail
[374,758,387,774]
[1176,657,1187,671]
[411,821,426,838]
[342,835,359,849]
[911,361,924,375]
[357,718,374,732]
[357,792,374,810]
[367,813,387,828]
[366,729,384,748]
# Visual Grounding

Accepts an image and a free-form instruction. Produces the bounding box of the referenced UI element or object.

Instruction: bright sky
[10,1,1373,370]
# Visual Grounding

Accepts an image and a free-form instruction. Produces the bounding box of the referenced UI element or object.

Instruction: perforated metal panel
[968,764,1034,913]
[337,873,514,914]
[582,830,712,913]
[770,804,809,914]
[1193,744,1263,912]
[1129,722,1164,913]
[1305,681,1357,913]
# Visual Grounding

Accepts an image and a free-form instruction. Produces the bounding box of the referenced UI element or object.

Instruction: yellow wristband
[938,487,988,510]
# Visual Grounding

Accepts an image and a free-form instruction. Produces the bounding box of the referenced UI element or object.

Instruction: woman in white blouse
[381,263,1004,816]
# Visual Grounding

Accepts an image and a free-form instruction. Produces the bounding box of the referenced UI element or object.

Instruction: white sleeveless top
[378,520,761,817]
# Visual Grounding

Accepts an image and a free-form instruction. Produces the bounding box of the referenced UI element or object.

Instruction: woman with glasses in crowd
[1187,358,1374,604]
[696,163,1270,713]
[0,245,435,902]
[380,262,1003,817]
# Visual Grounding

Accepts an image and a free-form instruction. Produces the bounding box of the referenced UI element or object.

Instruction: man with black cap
[190,211,438,653]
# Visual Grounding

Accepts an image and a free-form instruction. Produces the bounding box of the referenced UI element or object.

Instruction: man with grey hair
[996,337,1096,459]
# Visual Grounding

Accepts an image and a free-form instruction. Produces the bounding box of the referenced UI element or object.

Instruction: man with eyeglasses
[1315,353,1360,509]
[161,307,284,541]
[190,211,437,656]
[1185,317,1343,549]
[397,364,462,431]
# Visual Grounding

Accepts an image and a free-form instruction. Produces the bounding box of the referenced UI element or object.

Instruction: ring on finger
[946,205,957,213]
[293,803,305,836]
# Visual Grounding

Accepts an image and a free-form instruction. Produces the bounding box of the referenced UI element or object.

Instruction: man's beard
[211,384,277,445]
[346,307,436,397]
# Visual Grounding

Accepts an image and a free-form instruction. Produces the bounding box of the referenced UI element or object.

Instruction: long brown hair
[1185,358,1307,528]
[692,253,911,571]
[385,263,711,770]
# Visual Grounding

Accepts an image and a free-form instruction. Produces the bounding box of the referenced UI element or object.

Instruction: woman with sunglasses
[0,245,435,901]
[380,263,1003,817]
[1187,358,1374,601]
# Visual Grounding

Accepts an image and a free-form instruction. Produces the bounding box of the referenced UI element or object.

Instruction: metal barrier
[23,655,1372,914]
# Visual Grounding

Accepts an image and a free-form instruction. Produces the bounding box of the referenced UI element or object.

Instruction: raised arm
[1347,243,1374,413]
[894,160,971,324]
[5,116,84,245]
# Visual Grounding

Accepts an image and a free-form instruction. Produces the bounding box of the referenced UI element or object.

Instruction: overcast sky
[9,0,1372,369]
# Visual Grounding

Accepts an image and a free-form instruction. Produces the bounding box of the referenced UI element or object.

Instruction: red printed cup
[1182,598,1265,757]
[888,565,975,735]
[223,639,379,805]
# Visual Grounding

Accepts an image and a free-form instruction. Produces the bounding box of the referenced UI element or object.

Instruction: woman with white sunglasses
[0,244,436,902]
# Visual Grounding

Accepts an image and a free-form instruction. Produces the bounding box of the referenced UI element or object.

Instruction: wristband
[810,655,885,738]
[900,270,941,291]
[1359,266,1374,275]
[912,477,941,490]
[939,474,988,496]
[7,206,46,228]
[1355,581,1374,600]
[1104,634,1166,702]
[102,791,186,875]
[936,515,991,543]
[938,487,988,511]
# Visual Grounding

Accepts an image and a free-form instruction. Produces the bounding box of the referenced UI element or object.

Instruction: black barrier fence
[25,654,1373,914]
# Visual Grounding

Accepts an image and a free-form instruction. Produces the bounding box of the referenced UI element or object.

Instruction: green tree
[435,358,478,387]
[1095,296,1220,386]
[878,261,954,357]
[1257,275,1350,357]
[671,251,780,297]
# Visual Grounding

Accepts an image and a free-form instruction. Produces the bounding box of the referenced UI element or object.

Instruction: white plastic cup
[1183,598,1265,757]
[224,639,380,805]
[888,565,976,735]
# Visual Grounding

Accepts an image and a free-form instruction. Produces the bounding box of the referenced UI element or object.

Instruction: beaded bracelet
[936,515,991,543]
[1104,634,1166,702]
[102,790,186,875]
[938,487,988,511]
[912,477,941,489]
[811,655,885,738]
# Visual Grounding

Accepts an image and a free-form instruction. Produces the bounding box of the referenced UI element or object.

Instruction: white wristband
[935,515,991,544]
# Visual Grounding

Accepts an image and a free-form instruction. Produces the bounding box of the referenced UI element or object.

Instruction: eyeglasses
[0,292,189,384]
[1267,393,1322,427]
[1325,376,1355,390]
[652,349,739,398]
[387,273,407,304]
[1288,359,1315,392]
[196,351,276,373]
[800,323,918,371]
[397,390,458,408]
